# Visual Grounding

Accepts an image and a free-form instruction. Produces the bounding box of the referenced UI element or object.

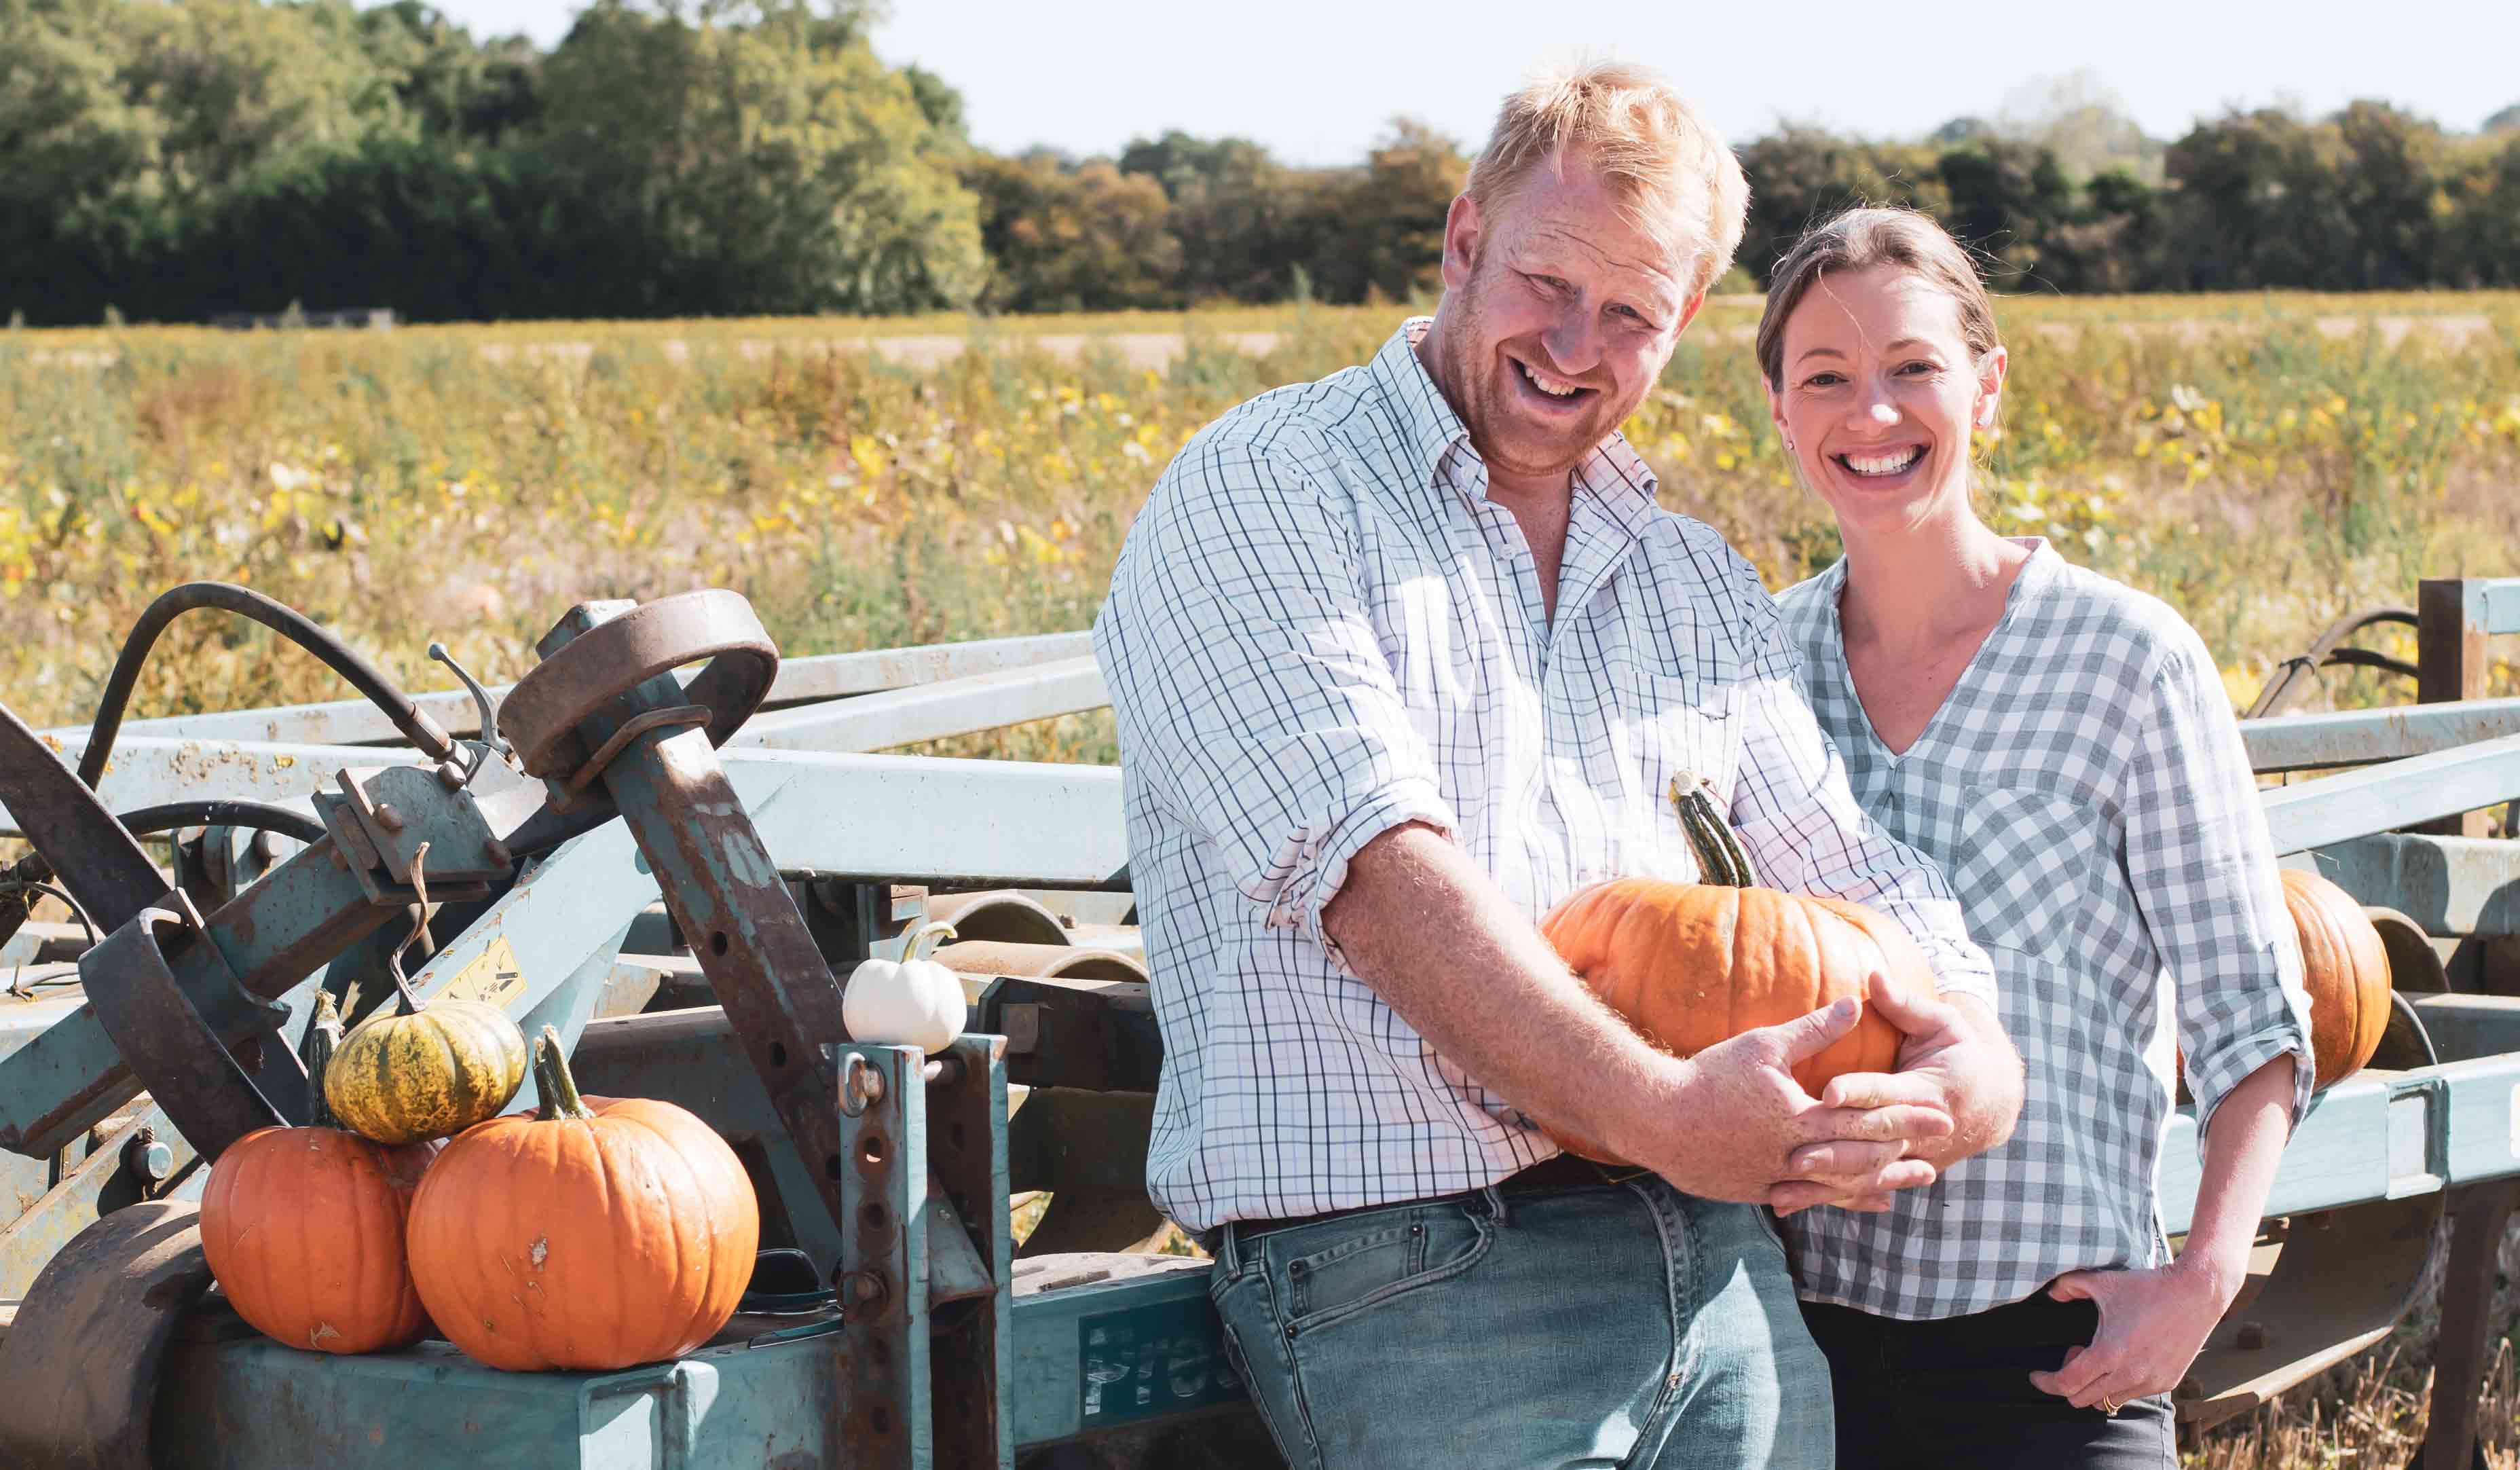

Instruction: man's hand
[1769,979,2023,1215]
[1622,995,1957,1207]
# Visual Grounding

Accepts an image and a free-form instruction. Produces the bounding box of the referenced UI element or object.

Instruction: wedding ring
[2099,1399,2121,1416]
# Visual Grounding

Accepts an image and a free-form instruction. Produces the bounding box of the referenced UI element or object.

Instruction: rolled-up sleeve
[1720,579,1998,1008]
[2124,631,2316,1137]
[1091,429,1456,962]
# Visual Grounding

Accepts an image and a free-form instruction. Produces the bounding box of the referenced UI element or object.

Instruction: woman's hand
[2026,1260,2233,1410]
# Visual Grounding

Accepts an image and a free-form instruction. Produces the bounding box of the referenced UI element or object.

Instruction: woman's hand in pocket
[2026,1262,2229,1410]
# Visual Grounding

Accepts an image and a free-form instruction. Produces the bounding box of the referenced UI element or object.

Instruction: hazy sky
[411,1,2520,166]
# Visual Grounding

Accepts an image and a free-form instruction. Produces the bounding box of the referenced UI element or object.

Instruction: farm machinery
[0,576,2515,1469]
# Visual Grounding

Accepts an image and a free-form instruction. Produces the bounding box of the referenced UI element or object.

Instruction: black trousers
[1801,1293,2177,1470]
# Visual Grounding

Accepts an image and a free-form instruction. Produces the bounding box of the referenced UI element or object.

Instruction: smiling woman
[1755,208,2317,1470]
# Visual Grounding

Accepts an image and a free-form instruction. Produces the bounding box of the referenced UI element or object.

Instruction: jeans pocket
[1281,1203,1492,1338]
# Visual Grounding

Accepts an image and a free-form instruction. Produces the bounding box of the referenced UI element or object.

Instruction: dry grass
[2187,1217,2520,1467]
[4,294,2517,748]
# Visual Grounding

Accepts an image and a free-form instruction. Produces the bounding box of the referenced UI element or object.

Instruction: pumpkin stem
[1670,773,1760,889]
[303,991,346,1130]
[382,841,435,1017]
[901,921,959,963]
[532,1025,596,1122]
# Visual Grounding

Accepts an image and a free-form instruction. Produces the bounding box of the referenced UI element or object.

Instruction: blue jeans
[1208,1173,1833,1469]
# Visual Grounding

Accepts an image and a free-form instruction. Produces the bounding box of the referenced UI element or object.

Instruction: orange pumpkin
[405,1027,759,1372]
[1538,777,1936,1162]
[2282,868,2392,1087]
[200,993,438,1355]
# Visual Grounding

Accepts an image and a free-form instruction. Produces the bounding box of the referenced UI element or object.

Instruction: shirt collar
[1369,317,1661,528]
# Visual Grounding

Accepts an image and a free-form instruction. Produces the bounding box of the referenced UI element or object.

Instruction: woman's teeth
[1839,447,1924,477]
[1519,360,1582,398]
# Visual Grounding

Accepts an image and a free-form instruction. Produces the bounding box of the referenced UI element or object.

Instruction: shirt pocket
[1946,786,2109,953]
[1606,672,1734,876]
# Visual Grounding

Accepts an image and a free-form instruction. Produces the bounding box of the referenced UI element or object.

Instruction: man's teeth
[1842,447,1924,476]
[1519,361,1580,398]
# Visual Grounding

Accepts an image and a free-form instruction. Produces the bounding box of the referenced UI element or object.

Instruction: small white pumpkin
[842,921,966,1054]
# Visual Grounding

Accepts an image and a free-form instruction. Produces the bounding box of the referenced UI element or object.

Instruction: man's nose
[1542,308,1601,377]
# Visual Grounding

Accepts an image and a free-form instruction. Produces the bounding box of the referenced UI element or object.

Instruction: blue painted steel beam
[725,751,1126,888]
[2286,834,2520,937]
[2242,697,2520,773]
[0,737,414,839]
[2259,733,2520,856]
[2157,1042,2520,1234]
[2453,577,2520,638]
[49,632,1094,750]
[730,658,1108,754]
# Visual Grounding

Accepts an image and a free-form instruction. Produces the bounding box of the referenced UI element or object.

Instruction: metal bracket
[79,898,296,1159]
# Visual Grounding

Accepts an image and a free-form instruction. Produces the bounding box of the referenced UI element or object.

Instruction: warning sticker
[439,936,527,1010]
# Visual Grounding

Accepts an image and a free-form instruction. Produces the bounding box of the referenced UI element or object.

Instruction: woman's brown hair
[1754,207,2001,389]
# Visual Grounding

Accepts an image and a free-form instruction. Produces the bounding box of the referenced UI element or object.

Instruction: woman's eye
[1899,360,1942,376]
[1802,372,1844,389]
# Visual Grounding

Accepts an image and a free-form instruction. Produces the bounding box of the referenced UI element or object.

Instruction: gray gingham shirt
[1776,543,2315,1320]
[1093,318,1994,1235]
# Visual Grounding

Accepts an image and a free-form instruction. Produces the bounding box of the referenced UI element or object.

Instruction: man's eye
[1527,274,1567,294]
[1612,304,1650,325]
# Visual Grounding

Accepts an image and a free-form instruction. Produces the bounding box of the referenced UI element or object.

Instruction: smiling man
[1090,61,2023,1470]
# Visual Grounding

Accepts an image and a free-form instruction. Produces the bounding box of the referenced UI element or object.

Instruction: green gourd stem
[902,921,959,963]
[1670,774,1760,889]
[532,1025,596,1122]
[382,840,434,1018]
[303,991,346,1130]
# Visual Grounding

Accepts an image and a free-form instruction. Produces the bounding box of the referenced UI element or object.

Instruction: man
[1090,61,2024,1470]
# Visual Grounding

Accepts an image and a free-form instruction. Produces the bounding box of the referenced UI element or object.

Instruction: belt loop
[1483,1184,1509,1228]
[1216,1221,1241,1276]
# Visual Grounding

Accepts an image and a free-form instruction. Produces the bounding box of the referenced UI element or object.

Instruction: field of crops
[5,295,2520,1464]
[5,293,2519,758]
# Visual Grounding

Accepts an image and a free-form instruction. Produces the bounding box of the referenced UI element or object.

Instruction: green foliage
[5,5,2520,322]
[965,151,1180,312]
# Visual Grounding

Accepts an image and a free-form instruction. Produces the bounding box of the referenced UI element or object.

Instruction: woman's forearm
[2173,1053,2300,1298]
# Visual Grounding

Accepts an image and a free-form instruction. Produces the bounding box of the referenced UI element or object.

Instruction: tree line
[6,0,2520,327]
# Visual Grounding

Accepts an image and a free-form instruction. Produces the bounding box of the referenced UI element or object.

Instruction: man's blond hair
[1465,60,1750,299]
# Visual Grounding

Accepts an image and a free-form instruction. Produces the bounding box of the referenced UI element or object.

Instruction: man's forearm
[1319,823,1684,1164]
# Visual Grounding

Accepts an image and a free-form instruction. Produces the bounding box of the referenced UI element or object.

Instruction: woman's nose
[1847,384,1899,430]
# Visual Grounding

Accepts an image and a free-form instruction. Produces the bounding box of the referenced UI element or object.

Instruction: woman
[1757,207,2315,1469]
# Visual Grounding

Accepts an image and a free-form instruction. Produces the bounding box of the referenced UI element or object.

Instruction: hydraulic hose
[77,581,456,788]
[111,801,329,845]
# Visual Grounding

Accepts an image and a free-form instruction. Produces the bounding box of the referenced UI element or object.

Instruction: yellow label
[439,935,527,1009]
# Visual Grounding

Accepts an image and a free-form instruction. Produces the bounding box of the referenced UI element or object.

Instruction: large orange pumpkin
[2282,868,2392,1087]
[1538,777,1938,1162]
[405,1027,760,1372]
[200,993,438,1355]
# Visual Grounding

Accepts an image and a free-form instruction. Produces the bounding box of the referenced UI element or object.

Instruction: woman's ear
[1764,379,1792,453]
[1972,345,2009,430]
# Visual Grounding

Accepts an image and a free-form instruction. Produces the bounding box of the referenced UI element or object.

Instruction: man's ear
[1439,193,1481,293]
[1673,287,1710,338]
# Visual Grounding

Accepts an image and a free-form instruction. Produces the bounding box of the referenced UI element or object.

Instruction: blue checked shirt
[1092,318,1995,1235]
[1775,543,2315,1320]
